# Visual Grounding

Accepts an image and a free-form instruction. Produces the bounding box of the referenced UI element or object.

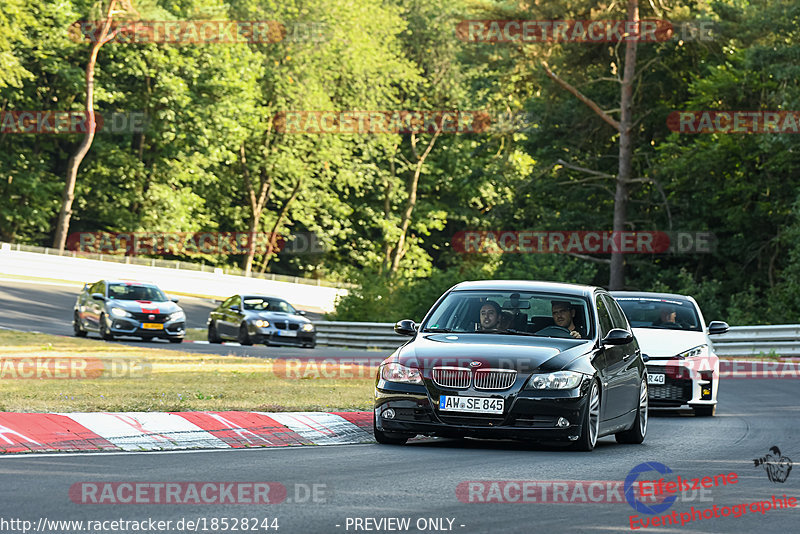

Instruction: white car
[611,292,729,416]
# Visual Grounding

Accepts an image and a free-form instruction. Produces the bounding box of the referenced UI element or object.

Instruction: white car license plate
[439,396,504,414]
[648,373,665,385]
[277,330,297,337]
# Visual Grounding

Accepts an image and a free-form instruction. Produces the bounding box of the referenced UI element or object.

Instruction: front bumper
[106,316,185,339]
[249,326,316,346]
[374,379,591,442]
[646,361,717,408]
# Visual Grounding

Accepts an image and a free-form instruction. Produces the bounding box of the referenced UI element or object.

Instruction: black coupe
[374,280,648,451]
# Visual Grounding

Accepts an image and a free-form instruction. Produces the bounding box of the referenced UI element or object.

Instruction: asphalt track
[1,280,799,533]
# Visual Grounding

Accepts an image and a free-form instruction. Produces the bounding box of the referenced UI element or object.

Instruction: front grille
[432,367,471,389]
[474,369,517,390]
[130,312,168,323]
[649,382,692,401]
[273,321,300,330]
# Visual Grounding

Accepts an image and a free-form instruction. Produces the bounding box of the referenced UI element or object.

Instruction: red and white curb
[0,411,373,454]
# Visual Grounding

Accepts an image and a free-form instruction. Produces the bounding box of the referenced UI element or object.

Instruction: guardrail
[314,321,800,356]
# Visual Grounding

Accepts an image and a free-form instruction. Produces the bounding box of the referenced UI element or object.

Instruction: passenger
[653,306,680,327]
[551,300,584,339]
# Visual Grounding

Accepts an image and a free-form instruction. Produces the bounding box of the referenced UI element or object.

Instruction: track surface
[1,280,798,533]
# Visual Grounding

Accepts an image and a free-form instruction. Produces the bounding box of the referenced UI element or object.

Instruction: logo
[148,314,155,320]
[754,446,792,483]
[469,361,483,368]
[624,462,677,515]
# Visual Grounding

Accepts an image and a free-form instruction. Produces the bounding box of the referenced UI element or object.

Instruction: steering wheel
[535,325,574,338]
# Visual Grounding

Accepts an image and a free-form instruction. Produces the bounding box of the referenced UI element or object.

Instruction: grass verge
[0,330,373,412]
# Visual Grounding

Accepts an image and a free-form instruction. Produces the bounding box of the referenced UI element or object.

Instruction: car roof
[101,280,159,287]
[451,280,598,297]
[611,290,694,302]
[240,295,286,300]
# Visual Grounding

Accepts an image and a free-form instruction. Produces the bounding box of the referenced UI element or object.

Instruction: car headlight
[168,310,186,321]
[677,344,708,359]
[380,363,423,384]
[526,370,585,390]
[301,323,314,332]
[253,319,270,328]
[110,307,131,318]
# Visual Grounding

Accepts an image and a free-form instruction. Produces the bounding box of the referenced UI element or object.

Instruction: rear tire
[693,404,716,417]
[73,312,87,337]
[208,322,221,343]
[616,378,648,444]
[571,379,600,451]
[238,324,253,346]
[373,414,410,445]
[99,314,114,341]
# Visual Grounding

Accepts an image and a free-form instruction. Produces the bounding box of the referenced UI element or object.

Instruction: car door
[221,296,243,338]
[86,281,105,329]
[596,292,628,420]
[603,294,642,416]
[215,297,234,338]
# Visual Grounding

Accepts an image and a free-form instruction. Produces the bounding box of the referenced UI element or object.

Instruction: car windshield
[616,297,702,332]
[422,290,593,339]
[107,283,167,302]
[242,297,296,314]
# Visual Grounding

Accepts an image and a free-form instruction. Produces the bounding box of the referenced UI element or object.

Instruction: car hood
[109,300,181,314]
[393,333,593,374]
[246,311,310,323]
[631,328,707,358]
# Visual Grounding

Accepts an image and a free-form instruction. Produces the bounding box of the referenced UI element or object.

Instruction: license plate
[648,373,665,385]
[439,396,504,414]
[276,330,297,337]
[141,323,163,330]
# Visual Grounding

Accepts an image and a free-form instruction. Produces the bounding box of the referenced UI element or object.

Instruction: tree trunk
[240,144,272,276]
[610,0,640,290]
[53,1,120,251]
[258,177,303,273]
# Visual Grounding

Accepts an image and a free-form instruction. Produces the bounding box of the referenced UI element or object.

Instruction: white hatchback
[611,292,729,416]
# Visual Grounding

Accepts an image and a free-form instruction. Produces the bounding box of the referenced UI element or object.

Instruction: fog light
[383,408,396,420]
[556,417,570,428]
[567,435,579,441]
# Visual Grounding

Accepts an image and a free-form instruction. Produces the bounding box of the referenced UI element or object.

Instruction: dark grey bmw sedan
[374,280,647,451]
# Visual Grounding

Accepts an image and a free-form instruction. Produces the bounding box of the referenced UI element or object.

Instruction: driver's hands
[570,330,581,339]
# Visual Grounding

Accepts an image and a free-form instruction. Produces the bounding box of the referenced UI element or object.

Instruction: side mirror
[91,293,105,301]
[708,321,729,335]
[642,353,651,362]
[296,310,307,316]
[602,328,633,346]
[170,296,180,303]
[230,305,240,312]
[394,319,417,336]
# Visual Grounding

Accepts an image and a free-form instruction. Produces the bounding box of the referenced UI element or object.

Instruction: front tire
[572,379,601,451]
[692,404,716,417]
[237,324,253,346]
[616,378,648,444]
[73,312,87,337]
[373,414,410,445]
[168,337,183,344]
[208,322,221,343]
[99,314,114,341]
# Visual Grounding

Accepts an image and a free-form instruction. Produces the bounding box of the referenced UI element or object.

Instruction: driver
[653,306,679,327]
[551,300,584,339]
[478,301,502,331]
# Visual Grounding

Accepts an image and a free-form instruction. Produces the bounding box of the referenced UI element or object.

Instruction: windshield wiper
[423,327,455,333]
[496,329,542,337]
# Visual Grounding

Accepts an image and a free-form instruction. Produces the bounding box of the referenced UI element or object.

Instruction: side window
[221,296,236,309]
[595,295,613,338]
[603,295,629,330]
